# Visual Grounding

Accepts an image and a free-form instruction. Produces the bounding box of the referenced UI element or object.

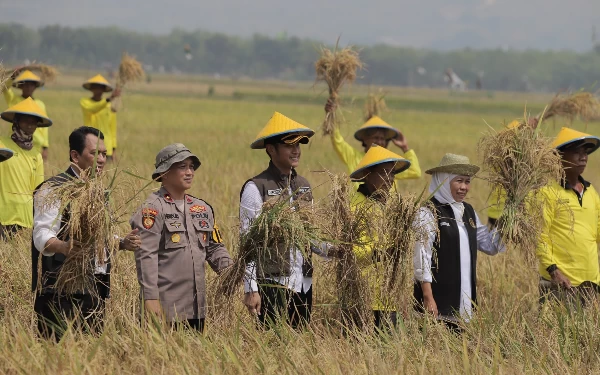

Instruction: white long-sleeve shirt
[240,181,330,293]
[413,205,505,321]
[32,167,108,275]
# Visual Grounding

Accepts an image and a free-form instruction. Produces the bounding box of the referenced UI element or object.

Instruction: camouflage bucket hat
[152,143,201,181]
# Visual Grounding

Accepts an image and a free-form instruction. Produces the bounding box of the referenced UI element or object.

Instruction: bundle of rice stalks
[21,63,59,83]
[0,64,8,91]
[112,53,145,111]
[363,89,387,122]
[323,174,372,332]
[315,42,363,135]
[479,116,564,260]
[216,192,322,298]
[375,189,435,300]
[37,168,119,296]
[540,92,600,123]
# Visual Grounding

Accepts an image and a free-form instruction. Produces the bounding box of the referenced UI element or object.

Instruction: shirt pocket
[164,219,188,249]
[192,219,212,248]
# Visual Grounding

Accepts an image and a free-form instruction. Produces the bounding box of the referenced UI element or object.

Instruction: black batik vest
[414,197,478,317]
[240,161,313,278]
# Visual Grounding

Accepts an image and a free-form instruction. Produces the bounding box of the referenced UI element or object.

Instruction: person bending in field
[241,112,334,330]
[3,69,50,160]
[346,145,411,332]
[324,99,421,189]
[80,75,121,161]
[413,153,505,332]
[131,144,232,332]
[536,127,600,307]
[32,126,140,341]
[0,98,51,239]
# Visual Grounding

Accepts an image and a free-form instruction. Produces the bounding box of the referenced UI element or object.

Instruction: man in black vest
[241,112,332,329]
[32,126,140,341]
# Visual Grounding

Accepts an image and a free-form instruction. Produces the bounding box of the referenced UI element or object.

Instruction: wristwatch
[546,264,558,275]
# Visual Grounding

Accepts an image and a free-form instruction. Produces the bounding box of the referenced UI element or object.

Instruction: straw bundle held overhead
[540,92,600,123]
[216,192,322,298]
[0,64,8,91]
[363,89,387,122]
[324,174,372,332]
[112,53,145,111]
[37,168,119,296]
[316,43,363,135]
[479,117,564,259]
[21,63,59,83]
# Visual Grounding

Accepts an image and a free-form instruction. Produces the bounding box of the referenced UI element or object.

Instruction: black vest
[414,197,478,317]
[31,168,111,297]
[240,161,313,278]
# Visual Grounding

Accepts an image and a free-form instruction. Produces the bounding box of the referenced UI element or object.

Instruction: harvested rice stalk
[540,92,600,123]
[316,42,363,135]
[364,89,387,122]
[479,116,564,260]
[111,53,145,111]
[37,168,119,296]
[0,64,8,91]
[20,63,59,83]
[323,174,372,332]
[216,192,322,298]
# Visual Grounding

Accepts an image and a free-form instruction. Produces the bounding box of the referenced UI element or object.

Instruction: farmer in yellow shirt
[537,127,600,307]
[324,100,421,188]
[0,98,51,238]
[3,69,50,160]
[347,145,411,332]
[80,75,120,161]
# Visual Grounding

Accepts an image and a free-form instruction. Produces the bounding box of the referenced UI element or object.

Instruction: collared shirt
[536,176,600,286]
[32,167,109,274]
[413,206,505,321]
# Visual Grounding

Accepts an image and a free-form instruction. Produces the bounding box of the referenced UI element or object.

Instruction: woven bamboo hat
[12,70,44,88]
[251,112,314,149]
[1,97,53,127]
[0,148,14,163]
[82,74,113,92]
[552,127,600,154]
[350,145,411,180]
[425,153,479,176]
[354,116,399,141]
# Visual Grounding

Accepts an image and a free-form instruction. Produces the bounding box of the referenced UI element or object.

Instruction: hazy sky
[2,0,599,51]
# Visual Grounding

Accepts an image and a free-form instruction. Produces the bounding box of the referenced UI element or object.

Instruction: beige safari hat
[152,143,200,181]
[425,153,480,176]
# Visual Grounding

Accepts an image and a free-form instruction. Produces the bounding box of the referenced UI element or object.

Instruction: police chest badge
[469,218,476,228]
[142,208,158,229]
[171,233,181,243]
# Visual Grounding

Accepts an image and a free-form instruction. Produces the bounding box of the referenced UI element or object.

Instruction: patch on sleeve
[142,208,158,229]
[211,224,223,243]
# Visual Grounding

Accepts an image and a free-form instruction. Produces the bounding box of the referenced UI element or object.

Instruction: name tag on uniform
[268,189,282,196]
[440,221,450,227]
[299,187,311,194]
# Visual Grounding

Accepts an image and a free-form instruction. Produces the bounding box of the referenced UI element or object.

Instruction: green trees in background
[1,23,599,92]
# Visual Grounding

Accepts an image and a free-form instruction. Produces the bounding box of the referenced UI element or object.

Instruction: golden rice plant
[111,53,145,111]
[363,89,387,122]
[540,91,600,123]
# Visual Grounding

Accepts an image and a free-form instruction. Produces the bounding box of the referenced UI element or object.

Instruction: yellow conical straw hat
[251,112,315,149]
[12,70,44,88]
[350,144,411,180]
[354,115,399,141]
[1,97,52,127]
[82,74,113,92]
[552,127,600,154]
[0,148,14,162]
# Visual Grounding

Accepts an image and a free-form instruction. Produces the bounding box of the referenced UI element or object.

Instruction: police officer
[131,143,232,332]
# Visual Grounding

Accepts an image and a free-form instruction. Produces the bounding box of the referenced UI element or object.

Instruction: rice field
[1,74,600,374]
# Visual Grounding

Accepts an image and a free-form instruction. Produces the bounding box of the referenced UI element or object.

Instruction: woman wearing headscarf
[413,153,505,330]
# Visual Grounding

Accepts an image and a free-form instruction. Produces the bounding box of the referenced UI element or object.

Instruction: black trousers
[258,280,312,330]
[34,293,106,341]
[172,319,205,333]
[373,310,397,333]
[0,224,23,240]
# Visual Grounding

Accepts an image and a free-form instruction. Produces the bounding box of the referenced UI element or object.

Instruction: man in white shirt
[32,126,140,341]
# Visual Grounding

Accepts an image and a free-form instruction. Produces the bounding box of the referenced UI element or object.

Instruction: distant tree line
[1,23,599,92]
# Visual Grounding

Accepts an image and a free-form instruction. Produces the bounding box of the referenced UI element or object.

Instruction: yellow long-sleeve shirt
[80,98,117,155]
[331,128,421,189]
[351,186,394,311]
[3,82,49,152]
[536,178,600,286]
[0,136,44,227]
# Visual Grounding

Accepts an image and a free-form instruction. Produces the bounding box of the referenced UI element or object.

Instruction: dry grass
[315,42,363,135]
[478,117,564,260]
[112,53,145,111]
[363,89,387,122]
[541,92,600,123]
[21,63,60,83]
